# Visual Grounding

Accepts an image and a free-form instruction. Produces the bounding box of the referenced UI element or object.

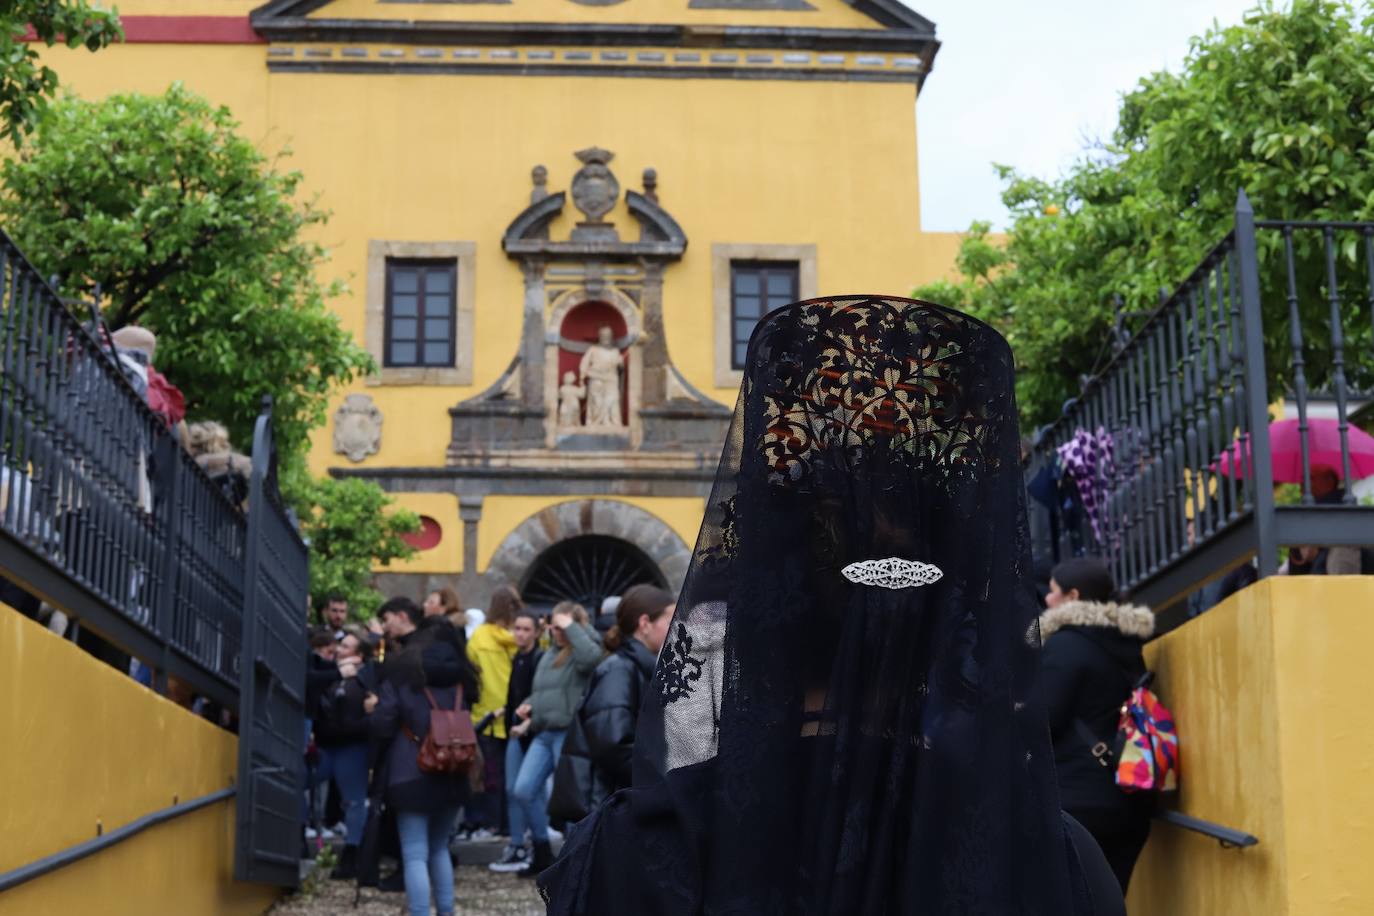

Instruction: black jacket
[370,639,473,812]
[505,646,543,738]
[550,637,656,822]
[380,619,479,703]
[315,660,379,747]
[1040,600,1153,814]
[417,613,467,657]
[305,652,340,721]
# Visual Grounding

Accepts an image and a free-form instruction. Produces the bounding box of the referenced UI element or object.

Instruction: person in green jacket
[508,602,603,876]
[463,585,521,838]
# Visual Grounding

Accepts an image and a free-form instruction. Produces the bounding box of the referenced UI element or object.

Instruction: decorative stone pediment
[502,153,686,260]
[450,147,728,468]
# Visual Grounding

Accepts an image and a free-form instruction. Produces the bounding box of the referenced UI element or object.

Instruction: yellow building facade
[47,0,962,609]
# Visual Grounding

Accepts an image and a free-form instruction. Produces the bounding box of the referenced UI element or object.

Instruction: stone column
[519,258,547,408]
[639,261,669,408]
[459,495,483,577]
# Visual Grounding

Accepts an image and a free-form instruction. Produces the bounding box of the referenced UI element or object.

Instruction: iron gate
[234,397,309,886]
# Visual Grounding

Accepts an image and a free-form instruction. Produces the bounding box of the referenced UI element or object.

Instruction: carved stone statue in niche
[333,393,383,462]
[579,325,625,427]
[557,371,586,427]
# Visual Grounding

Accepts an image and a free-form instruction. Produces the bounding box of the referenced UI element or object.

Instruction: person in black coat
[370,598,478,916]
[549,584,674,828]
[377,597,479,700]
[313,628,377,878]
[1040,557,1156,893]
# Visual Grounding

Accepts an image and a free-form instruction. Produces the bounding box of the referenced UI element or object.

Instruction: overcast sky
[912,0,1262,232]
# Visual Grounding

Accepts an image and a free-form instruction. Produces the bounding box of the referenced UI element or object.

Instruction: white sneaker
[546,827,563,842]
[304,827,319,840]
[488,846,530,873]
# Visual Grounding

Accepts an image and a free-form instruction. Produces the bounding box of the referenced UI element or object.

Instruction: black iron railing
[1028,192,1374,621]
[235,399,309,887]
[0,232,252,705]
[1,231,308,887]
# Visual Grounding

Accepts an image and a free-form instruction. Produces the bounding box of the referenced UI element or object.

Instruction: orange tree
[918,0,1374,427]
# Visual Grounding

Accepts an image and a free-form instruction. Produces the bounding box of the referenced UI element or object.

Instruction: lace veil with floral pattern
[541,296,1082,915]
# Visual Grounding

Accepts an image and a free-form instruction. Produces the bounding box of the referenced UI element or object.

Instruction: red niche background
[557,301,629,426]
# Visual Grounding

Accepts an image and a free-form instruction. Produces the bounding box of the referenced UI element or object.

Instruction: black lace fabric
[540,297,1089,915]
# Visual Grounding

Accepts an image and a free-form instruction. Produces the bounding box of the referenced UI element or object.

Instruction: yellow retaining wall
[0,609,278,916]
[1129,577,1374,915]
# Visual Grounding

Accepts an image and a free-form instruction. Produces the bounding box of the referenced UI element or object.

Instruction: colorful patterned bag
[1112,681,1179,793]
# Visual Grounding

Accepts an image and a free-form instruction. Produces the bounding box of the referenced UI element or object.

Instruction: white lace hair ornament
[841,557,943,589]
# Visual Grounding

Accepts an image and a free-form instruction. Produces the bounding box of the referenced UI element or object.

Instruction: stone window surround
[366,240,476,386]
[712,242,817,388]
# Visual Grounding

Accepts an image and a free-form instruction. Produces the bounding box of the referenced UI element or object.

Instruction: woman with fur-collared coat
[1041,557,1156,895]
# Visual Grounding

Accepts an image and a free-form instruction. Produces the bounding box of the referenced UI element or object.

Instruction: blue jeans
[511,729,566,843]
[505,738,529,846]
[315,743,368,846]
[397,804,461,916]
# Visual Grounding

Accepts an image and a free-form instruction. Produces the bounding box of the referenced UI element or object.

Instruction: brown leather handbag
[405,687,478,775]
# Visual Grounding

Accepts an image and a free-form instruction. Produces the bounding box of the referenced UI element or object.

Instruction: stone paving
[269,865,545,915]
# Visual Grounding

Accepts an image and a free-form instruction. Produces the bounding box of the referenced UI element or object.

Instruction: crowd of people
[300,582,675,916]
[300,559,1163,913]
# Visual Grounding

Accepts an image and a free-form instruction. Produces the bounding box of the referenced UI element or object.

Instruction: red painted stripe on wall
[25,16,265,44]
[119,16,265,43]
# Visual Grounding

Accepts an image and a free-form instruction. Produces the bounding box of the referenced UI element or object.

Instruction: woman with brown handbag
[370,597,479,916]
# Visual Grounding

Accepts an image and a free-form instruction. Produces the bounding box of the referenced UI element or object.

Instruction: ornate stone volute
[570,147,620,242]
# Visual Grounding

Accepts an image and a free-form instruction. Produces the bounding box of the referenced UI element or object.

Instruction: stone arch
[546,285,641,345]
[485,499,692,596]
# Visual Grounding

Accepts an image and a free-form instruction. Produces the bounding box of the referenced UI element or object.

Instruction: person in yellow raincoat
[462,584,522,838]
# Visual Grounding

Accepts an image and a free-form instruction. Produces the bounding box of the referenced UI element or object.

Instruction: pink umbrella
[1215,418,1374,482]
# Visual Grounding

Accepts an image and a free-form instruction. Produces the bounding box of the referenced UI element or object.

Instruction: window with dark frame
[730,260,799,369]
[384,259,458,368]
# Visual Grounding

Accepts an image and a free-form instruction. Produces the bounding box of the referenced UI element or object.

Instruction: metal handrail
[0,786,236,892]
[1156,808,1259,849]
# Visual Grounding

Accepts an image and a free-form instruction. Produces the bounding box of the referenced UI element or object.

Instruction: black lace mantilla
[540,297,1087,916]
[754,296,1008,487]
[656,621,704,703]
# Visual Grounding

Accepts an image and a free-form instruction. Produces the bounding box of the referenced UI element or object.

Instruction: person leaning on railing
[1279,467,1374,576]
[185,420,251,511]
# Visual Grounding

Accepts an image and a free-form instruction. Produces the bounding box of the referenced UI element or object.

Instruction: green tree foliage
[917,0,1374,428]
[0,84,416,610]
[0,84,372,458]
[286,469,418,618]
[0,0,121,145]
